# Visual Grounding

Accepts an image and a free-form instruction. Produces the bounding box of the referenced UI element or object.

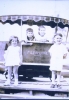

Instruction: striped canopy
[0,15,69,28]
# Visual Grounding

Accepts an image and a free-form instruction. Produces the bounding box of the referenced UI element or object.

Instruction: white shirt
[49,43,68,71]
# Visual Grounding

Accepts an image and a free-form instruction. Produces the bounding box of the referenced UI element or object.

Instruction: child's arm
[21,40,33,46]
[63,45,68,59]
[48,45,54,57]
[3,48,9,65]
[19,46,23,65]
[4,50,7,60]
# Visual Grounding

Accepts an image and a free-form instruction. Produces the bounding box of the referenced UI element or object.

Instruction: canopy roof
[0,15,69,28]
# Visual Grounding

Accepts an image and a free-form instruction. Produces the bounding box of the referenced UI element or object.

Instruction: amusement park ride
[0,15,69,98]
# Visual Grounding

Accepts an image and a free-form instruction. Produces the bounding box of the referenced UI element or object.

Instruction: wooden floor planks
[0,81,69,92]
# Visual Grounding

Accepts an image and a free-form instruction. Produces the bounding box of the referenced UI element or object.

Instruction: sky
[0,0,69,19]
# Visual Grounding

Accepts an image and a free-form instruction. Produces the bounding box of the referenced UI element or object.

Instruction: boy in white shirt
[49,33,68,88]
[36,25,49,42]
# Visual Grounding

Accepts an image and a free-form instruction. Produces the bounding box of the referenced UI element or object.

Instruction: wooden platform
[0,78,69,98]
[0,80,69,92]
[0,74,69,98]
[0,93,69,99]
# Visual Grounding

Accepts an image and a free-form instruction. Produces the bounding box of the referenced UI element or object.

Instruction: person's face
[27,31,33,38]
[11,38,18,46]
[39,28,46,37]
[54,35,62,44]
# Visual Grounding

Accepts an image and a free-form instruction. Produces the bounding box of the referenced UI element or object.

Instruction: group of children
[3,26,68,88]
[26,25,49,42]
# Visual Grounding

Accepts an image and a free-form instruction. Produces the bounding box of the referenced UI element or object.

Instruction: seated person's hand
[39,39,49,42]
[63,54,67,59]
[21,40,33,46]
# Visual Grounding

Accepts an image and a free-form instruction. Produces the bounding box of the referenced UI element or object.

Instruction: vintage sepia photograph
[0,0,69,99]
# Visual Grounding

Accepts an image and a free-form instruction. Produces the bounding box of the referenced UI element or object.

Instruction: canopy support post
[20,19,23,63]
[55,14,59,33]
[66,27,69,42]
